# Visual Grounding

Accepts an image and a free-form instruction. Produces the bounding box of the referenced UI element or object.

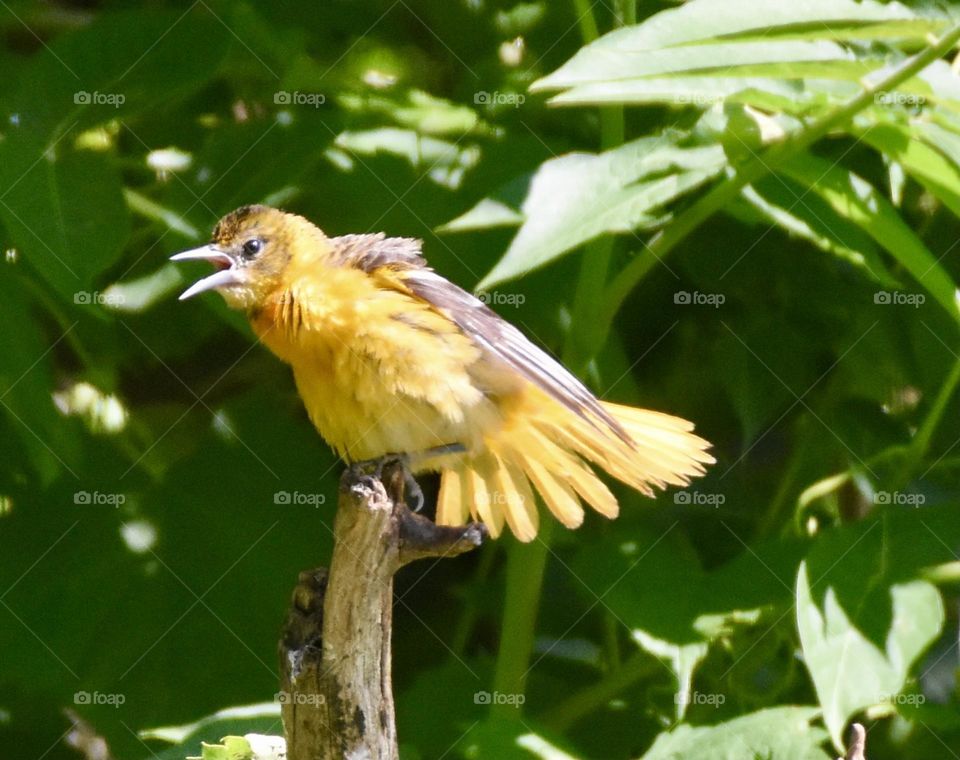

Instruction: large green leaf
[641,706,830,760]
[797,562,942,750]
[796,506,960,750]
[531,0,957,120]
[537,40,857,88]
[476,139,727,288]
[534,0,935,93]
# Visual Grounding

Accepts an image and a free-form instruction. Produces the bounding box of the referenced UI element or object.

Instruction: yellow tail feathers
[433,398,713,542]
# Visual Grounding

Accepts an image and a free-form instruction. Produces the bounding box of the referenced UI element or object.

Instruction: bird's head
[171,205,327,310]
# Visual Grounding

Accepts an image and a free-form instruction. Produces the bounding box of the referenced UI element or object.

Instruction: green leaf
[714,318,822,442]
[546,76,861,110]
[547,76,807,108]
[438,197,525,232]
[187,734,285,760]
[535,0,933,93]
[571,529,805,719]
[477,138,727,289]
[334,128,481,191]
[779,153,960,323]
[858,121,960,219]
[797,507,952,751]
[437,174,531,233]
[0,8,232,298]
[455,717,580,760]
[0,147,129,299]
[641,706,831,760]
[337,88,488,137]
[537,40,858,89]
[141,705,278,745]
[0,270,81,483]
[190,736,253,760]
[98,264,183,314]
[735,178,900,288]
[915,121,960,180]
[912,61,960,112]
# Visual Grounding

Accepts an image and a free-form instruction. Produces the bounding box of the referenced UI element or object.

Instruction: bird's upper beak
[170,245,242,301]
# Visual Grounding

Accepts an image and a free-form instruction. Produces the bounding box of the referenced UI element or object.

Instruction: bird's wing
[402,269,627,439]
[329,233,426,271]
[331,234,631,442]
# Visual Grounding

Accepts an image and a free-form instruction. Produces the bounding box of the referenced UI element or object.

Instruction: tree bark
[278,464,485,760]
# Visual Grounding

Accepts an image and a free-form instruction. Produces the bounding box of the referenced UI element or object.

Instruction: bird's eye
[241,238,264,260]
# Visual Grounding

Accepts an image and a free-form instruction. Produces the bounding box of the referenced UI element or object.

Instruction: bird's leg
[406,442,467,468]
[349,443,466,513]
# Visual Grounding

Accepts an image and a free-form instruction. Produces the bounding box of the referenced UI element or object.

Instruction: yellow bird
[172,206,713,541]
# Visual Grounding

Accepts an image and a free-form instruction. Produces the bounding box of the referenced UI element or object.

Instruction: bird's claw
[350,453,423,512]
[350,443,465,513]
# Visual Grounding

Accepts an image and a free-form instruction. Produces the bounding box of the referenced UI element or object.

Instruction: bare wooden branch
[278,465,485,760]
[841,723,867,760]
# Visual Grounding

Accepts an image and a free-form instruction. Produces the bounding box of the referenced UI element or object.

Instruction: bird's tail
[435,395,714,541]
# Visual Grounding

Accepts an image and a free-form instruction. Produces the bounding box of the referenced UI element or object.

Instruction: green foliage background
[2,0,960,758]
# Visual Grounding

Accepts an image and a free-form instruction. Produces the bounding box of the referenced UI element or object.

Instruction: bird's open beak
[170,245,242,301]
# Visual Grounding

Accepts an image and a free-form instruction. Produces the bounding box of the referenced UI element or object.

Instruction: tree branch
[278,464,486,760]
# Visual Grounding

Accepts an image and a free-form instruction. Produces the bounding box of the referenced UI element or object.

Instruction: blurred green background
[3,0,960,758]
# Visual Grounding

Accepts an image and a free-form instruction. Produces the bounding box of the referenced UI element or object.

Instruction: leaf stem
[904,349,960,477]
[539,651,659,731]
[571,0,600,44]
[450,541,499,655]
[491,521,554,717]
[490,0,636,716]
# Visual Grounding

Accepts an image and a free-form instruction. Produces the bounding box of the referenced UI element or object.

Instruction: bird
[171,205,713,541]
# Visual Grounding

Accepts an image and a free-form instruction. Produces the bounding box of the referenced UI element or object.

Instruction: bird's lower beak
[170,245,242,301]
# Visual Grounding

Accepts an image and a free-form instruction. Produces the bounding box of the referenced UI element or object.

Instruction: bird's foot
[349,443,466,513]
[349,453,423,512]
